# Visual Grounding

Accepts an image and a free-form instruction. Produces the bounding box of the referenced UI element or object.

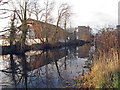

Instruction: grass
[75,29,120,88]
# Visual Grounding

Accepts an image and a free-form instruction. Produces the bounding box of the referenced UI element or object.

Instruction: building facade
[19,18,68,45]
[77,26,92,42]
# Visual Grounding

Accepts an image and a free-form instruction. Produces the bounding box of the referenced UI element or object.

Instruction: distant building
[77,26,92,42]
[67,27,78,40]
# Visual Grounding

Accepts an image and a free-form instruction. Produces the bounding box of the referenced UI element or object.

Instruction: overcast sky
[61,0,119,31]
[0,0,119,33]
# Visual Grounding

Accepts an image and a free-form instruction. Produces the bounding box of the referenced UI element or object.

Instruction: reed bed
[75,29,120,88]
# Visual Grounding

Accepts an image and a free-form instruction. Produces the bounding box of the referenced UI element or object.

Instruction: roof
[78,26,92,30]
[18,18,68,41]
[27,18,65,39]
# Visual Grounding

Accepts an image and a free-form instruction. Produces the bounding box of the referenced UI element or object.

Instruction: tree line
[0,0,72,53]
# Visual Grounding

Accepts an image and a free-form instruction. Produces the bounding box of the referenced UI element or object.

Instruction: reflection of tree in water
[1,45,91,88]
[1,54,20,87]
[29,49,68,70]
[9,53,17,87]
[27,49,68,87]
[1,48,69,88]
[1,53,29,88]
[66,46,77,60]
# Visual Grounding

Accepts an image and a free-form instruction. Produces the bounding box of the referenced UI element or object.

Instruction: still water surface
[0,44,93,88]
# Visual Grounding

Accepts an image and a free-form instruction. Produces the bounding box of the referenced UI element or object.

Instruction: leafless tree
[42,0,55,23]
[8,0,29,52]
[42,0,55,43]
[9,0,44,52]
[28,1,44,20]
[52,3,71,42]
[9,11,16,50]
[26,0,55,43]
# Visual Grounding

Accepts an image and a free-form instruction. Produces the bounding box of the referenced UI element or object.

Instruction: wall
[78,26,92,42]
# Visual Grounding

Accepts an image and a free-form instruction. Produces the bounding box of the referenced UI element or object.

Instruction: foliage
[75,29,120,88]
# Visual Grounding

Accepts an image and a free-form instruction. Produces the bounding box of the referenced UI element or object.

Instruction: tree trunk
[20,2,27,53]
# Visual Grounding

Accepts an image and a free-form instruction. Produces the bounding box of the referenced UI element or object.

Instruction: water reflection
[10,53,17,88]
[0,44,92,88]
[77,44,91,58]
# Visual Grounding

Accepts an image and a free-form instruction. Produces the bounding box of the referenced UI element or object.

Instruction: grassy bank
[75,29,120,88]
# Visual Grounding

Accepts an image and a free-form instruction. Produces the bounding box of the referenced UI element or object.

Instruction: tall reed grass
[75,29,120,88]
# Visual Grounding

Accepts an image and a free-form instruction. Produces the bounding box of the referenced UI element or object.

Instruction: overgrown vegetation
[75,29,120,88]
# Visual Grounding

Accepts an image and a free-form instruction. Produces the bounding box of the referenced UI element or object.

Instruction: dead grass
[75,29,120,88]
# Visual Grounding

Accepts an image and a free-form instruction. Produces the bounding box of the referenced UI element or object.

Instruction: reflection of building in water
[0,46,90,88]
[77,44,91,58]
[28,49,67,70]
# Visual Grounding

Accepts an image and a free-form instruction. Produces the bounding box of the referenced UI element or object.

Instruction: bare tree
[42,0,55,43]
[18,1,28,53]
[52,3,71,42]
[27,1,45,43]
[10,0,28,53]
[28,1,44,20]
[9,11,16,50]
[63,5,71,42]
[42,0,55,23]
[26,0,55,44]
[10,0,40,52]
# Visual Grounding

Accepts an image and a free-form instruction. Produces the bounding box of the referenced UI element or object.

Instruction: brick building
[77,26,92,42]
[19,18,68,45]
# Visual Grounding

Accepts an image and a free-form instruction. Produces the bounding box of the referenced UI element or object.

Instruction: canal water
[0,44,93,88]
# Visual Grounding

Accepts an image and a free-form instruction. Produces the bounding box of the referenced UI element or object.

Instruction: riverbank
[75,30,120,88]
[0,42,92,88]
[1,39,90,55]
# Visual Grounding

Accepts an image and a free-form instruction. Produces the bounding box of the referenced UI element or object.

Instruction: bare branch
[15,10,23,22]
[0,15,11,19]
[0,0,11,6]
[0,9,14,12]
[0,29,10,33]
